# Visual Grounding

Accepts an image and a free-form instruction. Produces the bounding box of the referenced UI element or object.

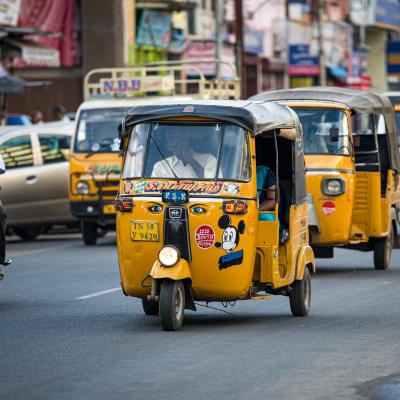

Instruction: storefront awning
[2,38,60,68]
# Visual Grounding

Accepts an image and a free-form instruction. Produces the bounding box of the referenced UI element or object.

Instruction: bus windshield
[123,122,250,181]
[292,107,351,155]
[74,107,130,153]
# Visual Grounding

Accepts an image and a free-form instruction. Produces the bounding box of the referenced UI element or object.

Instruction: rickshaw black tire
[374,230,393,270]
[289,268,311,317]
[142,298,159,315]
[159,280,185,331]
[81,220,98,246]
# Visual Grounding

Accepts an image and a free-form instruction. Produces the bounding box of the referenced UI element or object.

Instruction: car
[0,122,78,240]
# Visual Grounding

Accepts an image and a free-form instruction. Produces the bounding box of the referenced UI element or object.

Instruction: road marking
[8,243,77,258]
[75,287,121,300]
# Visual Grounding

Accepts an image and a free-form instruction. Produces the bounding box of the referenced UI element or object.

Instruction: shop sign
[136,10,172,49]
[244,29,264,55]
[375,0,400,30]
[387,41,400,76]
[100,76,175,95]
[0,0,21,26]
[288,44,320,76]
[183,41,235,79]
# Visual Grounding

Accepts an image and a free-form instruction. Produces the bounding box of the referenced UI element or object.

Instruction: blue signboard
[289,45,319,76]
[387,41,400,75]
[244,29,264,54]
[375,0,400,30]
[137,10,172,49]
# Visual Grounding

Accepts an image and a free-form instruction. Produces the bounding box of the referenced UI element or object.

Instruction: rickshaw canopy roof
[250,87,400,173]
[123,100,301,137]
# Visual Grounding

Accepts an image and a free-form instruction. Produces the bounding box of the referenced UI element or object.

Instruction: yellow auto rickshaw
[115,100,315,331]
[251,88,400,270]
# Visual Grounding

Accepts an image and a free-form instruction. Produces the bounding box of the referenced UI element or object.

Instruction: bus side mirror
[330,127,339,142]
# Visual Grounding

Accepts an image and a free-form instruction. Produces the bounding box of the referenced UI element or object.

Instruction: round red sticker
[322,200,336,215]
[195,225,215,249]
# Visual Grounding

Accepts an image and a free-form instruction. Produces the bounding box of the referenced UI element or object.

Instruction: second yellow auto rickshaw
[115,100,315,331]
[251,88,400,270]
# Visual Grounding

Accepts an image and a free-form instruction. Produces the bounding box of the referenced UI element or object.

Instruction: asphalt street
[1,233,400,400]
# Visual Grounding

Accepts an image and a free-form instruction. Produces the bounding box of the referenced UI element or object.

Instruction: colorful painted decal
[221,184,240,196]
[215,215,245,269]
[130,180,236,196]
[195,225,215,249]
[86,164,120,176]
[322,200,336,215]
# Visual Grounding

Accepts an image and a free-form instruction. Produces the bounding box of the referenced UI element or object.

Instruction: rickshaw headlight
[322,178,345,196]
[158,246,180,267]
[76,181,90,195]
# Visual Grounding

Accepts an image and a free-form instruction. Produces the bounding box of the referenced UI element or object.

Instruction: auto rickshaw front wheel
[374,228,393,270]
[159,280,185,331]
[289,268,311,317]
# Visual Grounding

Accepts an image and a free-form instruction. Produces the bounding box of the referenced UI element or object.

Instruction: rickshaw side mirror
[118,122,126,150]
[330,127,339,142]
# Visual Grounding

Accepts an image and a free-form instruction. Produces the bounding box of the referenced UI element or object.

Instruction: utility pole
[235,0,245,97]
[215,0,223,80]
[317,0,326,86]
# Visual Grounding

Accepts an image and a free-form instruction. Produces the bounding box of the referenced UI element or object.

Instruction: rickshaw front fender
[295,245,316,280]
[150,259,192,281]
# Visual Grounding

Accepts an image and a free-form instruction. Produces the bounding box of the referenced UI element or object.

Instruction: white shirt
[151,153,217,179]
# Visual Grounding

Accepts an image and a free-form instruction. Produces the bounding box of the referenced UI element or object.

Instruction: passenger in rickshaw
[151,127,218,178]
[256,137,289,244]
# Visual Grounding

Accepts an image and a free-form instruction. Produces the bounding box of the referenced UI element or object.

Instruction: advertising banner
[136,10,172,49]
[387,41,400,76]
[0,0,21,26]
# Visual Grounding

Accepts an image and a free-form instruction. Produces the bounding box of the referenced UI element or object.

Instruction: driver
[151,130,217,179]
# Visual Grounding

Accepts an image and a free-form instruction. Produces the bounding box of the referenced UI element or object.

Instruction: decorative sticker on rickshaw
[195,225,215,249]
[86,164,121,176]
[215,215,245,270]
[129,181,240,196]
[322,200,336,215]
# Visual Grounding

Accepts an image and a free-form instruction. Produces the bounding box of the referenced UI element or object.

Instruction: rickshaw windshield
[122,122,250,181]
[292,107,351,155]
[74,107,130,153]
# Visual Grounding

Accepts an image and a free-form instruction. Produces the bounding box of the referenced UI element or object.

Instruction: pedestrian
[30,110,43,124]
[0,154,12,279]
[52,104,70,122]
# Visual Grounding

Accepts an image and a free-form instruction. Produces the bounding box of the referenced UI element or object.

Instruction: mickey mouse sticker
[215,215,245,270]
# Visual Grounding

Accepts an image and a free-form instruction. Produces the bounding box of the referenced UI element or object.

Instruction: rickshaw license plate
[103,204,116,214]
[130,220,159,241]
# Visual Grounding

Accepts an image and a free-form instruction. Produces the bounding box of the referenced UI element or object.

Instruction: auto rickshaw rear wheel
[374,228,393,270]
[289,268,311,317]
[142,298,159,315]
[159,280,185,331]
[81,220,98,246]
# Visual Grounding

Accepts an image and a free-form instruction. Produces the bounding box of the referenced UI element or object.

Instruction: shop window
[0,135,34,169]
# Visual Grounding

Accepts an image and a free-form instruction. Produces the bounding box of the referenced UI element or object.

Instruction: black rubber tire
[142,298,159,316]
[81,220,98,246]
[159,280,185,331]
[374,228,393,270]
[14,226,43,241]
[289,268,311,317]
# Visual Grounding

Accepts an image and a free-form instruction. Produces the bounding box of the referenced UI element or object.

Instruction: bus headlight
[321,178,345,196]
[76,181,90,195]
[158,246,180,267]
